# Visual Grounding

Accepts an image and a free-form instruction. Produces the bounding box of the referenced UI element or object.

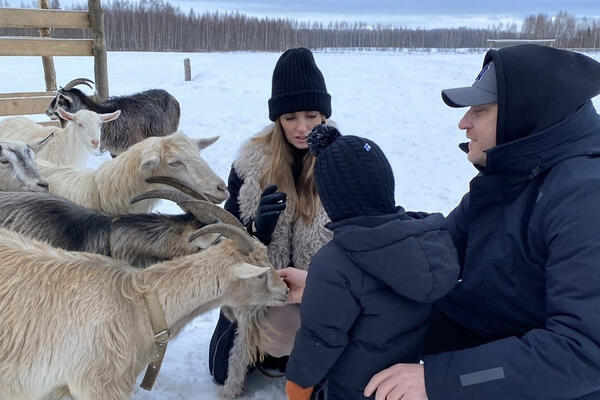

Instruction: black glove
[251,184,286,245]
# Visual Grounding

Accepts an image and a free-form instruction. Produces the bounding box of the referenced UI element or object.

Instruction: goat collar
[140,291,171,391]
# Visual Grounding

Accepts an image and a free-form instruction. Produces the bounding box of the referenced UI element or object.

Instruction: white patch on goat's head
[147,132,229,204]
[225,262,289,307]
[0,141,49,192]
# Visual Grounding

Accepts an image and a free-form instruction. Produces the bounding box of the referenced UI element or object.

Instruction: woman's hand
[277,267,308,304]
[252,185,286,245]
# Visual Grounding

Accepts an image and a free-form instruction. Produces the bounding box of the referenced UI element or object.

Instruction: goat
[0,137,51,192]
[0,108,120,168]
[35,131,228,215]
[0,185,227,267]
[46,78,180,157]
[0,212,289,400]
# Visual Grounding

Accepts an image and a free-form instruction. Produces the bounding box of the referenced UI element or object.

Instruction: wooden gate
[0,0,109,120]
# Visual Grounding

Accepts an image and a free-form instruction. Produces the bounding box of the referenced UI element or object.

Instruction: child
[284,125,459,400]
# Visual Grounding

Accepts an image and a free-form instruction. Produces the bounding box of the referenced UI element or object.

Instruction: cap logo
[364,143,371,151]
[475,63,491,82]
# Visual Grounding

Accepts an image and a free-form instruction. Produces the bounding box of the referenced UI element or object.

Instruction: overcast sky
[168,0,600,28]
[6,0,600,29]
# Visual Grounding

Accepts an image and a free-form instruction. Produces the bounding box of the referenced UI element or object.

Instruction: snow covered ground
[2,49,600,399]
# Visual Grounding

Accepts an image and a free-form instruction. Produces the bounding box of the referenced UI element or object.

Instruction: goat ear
[232,262,270,280]
[57,107,75,121]
[139,152,160,173]
[100,109,121,123]
[28,133,54,153]
[196,136,219,150]
[189,232,221,250]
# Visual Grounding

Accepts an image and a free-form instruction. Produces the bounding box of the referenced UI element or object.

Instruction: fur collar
[233,122,334,270]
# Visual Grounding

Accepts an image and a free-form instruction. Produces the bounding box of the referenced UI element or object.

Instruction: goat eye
[78,123,83,128]
[0,160,10,165]
[169,161,183,167]
[257,273,266,280]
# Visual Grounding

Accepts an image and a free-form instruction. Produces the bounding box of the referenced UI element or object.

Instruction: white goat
[36,131,228,215]
[0,223,288,400]
[0,108,120,168]
[0,138,50,192]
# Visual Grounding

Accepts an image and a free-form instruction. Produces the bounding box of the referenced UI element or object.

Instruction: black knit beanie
[308,125,396,222]
[268,47,332,122]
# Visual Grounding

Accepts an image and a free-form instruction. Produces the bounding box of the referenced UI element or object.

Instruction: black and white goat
[0,181,235,267]
[46,78,180,157]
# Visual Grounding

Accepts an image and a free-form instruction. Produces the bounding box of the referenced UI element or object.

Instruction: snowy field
[2,49,600,399]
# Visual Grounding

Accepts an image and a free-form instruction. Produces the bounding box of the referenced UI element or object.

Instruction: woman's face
[280,111,322,149]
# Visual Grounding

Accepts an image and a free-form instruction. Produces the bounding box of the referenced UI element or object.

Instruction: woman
[209,47,334,385]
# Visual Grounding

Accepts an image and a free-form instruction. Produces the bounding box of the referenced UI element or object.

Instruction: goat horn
[63,78,94,90]
[188,223,255,255]
[129,189,195,205]
[178,200,247,231]
[146,176,210,202]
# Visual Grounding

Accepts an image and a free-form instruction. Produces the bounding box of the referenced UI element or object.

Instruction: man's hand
[277,267,308,304]
[364,363,428,400]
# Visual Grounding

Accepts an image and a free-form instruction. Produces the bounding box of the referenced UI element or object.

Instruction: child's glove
[285,380,314,400]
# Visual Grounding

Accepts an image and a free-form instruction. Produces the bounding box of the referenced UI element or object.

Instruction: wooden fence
[0,0,108,119]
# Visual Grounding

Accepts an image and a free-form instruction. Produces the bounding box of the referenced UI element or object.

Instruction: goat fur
[0,140,49,192]
[36,131,227,215]
[0,109,118,168]
[0,228,288,400]
[0,191,220,267]
[47,87,180,157]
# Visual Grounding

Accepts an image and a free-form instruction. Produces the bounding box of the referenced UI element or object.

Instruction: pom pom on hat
[308,125,341,156]
[310,126,396,222]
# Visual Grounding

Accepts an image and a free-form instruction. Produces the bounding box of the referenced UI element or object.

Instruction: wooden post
[88,0,109,102]
[38,0,56,91]
[184,58,191,81]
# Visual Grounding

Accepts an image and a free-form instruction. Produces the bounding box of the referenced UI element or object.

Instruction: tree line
[1,0,599,51]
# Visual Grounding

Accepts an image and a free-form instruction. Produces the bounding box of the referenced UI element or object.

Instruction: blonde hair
[251,116,326,223]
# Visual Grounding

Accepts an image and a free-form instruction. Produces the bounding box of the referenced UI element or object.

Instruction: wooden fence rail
[0,0,108,118]
[0,8,91,29]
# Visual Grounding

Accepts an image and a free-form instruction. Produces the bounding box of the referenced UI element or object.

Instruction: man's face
[458,102,498,167]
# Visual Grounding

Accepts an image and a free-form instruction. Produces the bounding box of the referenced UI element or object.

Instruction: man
[365,45,600,400]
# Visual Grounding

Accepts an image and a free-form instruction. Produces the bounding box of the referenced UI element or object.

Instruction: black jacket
[286,209,459,399]
[424,45,600,400]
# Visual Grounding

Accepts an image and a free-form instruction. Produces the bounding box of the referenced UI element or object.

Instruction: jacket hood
[485,45,600,145]
[484,100,600,178]
[329,208,459,302]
